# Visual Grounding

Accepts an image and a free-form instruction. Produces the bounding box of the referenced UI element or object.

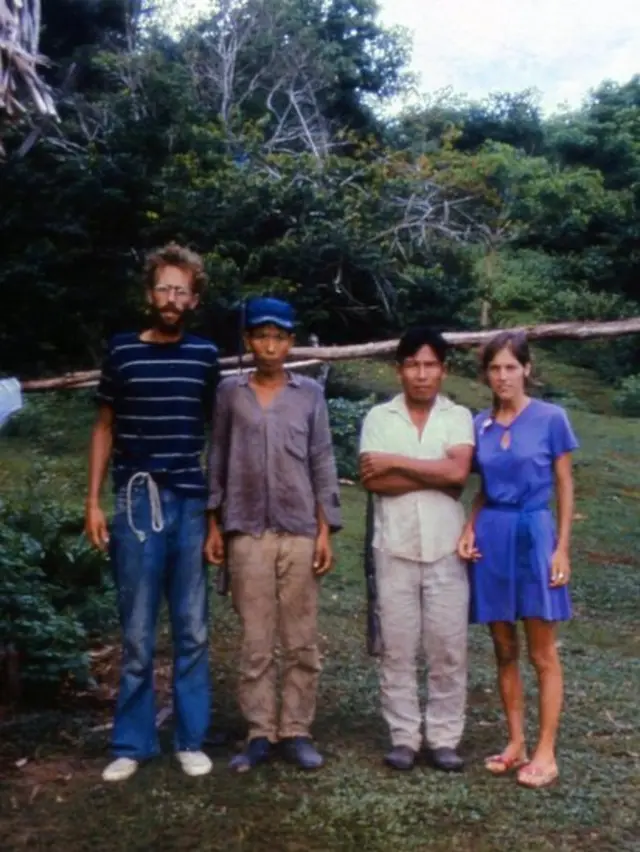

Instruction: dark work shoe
[228,737,273,773]
[384,745,416,771]
[280,737,324,770]
[429,747,464,772]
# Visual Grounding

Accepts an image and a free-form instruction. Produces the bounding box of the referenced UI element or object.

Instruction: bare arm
[361,445,473,492]
[360,467,463,499]
[457,487,485,560]
[466,489,486,528]
[391,445,474,488]
[86,404,114,508]
[358,408,424,497]
[312,504,333,576]
[360,470,424,496]
[85,404,114,550]
[554,452,574,553]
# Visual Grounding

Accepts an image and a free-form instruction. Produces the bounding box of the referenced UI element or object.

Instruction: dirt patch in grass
[582,550,637,566]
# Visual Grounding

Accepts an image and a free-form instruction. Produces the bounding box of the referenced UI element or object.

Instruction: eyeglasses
[153,284,192,299]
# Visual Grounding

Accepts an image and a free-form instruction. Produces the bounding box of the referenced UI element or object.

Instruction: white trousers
[375,549,469,751]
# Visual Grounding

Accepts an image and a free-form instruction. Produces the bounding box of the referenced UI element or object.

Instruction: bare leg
[522,618,562,775]
[487,622,527,768]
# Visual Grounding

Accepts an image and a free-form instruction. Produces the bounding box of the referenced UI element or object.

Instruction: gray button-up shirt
[207,372,342,537]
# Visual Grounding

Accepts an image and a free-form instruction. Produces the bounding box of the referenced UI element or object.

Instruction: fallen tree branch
[21,359,323,392]
[284,317,640,362]
[17,317,640,391]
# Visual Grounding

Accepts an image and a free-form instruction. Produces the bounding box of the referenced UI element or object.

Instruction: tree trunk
[480,298,491,329]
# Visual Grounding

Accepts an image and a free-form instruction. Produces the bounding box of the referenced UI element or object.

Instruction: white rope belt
[126,472,164,542]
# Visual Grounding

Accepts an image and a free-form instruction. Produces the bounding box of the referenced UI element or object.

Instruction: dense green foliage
[0,0,638,382]
[613,374,640,417]
[327,395,376,480]
[0,500,115,691]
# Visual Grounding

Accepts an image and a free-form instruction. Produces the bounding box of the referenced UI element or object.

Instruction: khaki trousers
[375,549,469,751]
[228,532,320,742]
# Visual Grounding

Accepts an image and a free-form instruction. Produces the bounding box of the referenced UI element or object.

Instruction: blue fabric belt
[484,502,549,514]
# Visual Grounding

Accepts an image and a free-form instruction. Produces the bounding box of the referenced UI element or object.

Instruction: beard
[150,305,189,333]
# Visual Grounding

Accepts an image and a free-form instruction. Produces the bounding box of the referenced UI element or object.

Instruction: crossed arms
[358,401,475,498]
[359,446,473,498]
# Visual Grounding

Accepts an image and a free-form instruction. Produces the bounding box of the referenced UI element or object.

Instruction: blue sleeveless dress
[470,399,579,624]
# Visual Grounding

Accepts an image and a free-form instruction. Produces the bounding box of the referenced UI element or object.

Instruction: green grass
[1,358,639,851]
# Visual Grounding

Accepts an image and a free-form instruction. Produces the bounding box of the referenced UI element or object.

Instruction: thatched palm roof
[1,0,57,153]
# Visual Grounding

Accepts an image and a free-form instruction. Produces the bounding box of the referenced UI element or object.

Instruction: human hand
[313,530,333,576]
[204,524,225,565]
[85,504,109,551]
[550,549,571,587]
[360,452,398,482]
[457,525,481,561]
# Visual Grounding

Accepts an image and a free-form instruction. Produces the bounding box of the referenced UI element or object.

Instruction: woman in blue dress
[458,332,579,789]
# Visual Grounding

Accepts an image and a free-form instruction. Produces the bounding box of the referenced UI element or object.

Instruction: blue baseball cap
[244,297,295,331]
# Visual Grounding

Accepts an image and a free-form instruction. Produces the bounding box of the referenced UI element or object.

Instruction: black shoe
[280,737,324,770]
[384,745,416,771]
[429,747,464,772]
[228,737,273,773]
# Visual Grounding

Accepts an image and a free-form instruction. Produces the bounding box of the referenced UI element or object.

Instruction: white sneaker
[176,750,213,777]
[102,757,139,782]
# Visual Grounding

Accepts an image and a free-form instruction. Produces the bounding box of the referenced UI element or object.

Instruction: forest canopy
[1,0,638,380]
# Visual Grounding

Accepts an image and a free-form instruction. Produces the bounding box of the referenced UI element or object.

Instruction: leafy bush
[325,372,374,402]
[475,249,563,328]
[472,247,640,383]
[2,390,95,456]
[447,349,480,379]
[328,396,376,480]
[0,500,116,694]
[613,375,640,417]
[535,287,640,382]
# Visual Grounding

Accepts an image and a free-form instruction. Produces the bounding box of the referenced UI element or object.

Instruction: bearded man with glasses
[85,243,219,782]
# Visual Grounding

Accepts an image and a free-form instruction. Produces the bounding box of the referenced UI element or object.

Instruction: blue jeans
[109,478,210,759]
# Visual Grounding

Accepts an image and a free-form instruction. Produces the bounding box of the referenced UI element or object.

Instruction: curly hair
[143,242,207,296]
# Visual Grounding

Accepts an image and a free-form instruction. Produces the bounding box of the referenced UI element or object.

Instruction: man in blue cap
[205,296,341,772]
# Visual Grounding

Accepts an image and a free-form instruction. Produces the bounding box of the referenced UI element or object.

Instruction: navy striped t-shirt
[96,332,219,495]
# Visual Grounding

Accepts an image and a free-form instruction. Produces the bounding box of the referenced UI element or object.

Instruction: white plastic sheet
[0,378,23,428]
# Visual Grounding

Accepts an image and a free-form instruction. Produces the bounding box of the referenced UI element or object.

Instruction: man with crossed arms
[359,326,474,772]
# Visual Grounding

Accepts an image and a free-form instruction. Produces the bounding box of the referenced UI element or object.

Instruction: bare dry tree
[375,174,477,254]
[0,0,57,156]
[184,0,334,162]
